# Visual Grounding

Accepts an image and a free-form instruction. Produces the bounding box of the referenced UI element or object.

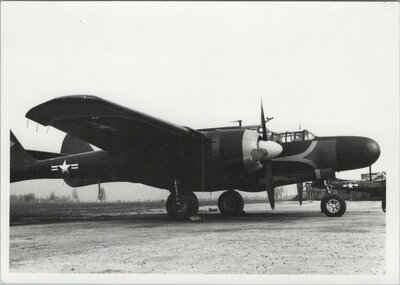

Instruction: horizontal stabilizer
[26,150,66,160]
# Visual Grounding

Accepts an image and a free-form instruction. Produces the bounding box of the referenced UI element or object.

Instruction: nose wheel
[218,190,244,216]
[320,194,346,217]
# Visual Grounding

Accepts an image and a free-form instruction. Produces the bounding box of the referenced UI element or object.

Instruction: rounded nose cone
[365,138,380,164]
[336,137,380,171]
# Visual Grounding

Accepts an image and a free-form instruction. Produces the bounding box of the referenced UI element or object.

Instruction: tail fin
[10,131,35,167]
[61,134,93,154]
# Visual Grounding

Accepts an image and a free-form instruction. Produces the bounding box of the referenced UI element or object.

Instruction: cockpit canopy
[269,130,316,143]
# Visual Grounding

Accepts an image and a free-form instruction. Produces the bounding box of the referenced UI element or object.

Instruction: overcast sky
[2,2,399,202]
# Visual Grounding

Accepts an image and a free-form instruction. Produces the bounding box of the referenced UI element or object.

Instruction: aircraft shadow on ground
[10,211,326,226]
[87,210,326,225]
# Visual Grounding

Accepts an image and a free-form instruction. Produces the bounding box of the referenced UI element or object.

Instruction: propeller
[261,101,268,140]
[265,160,275,209]
[259,101,282,210]
[296,183,303,206]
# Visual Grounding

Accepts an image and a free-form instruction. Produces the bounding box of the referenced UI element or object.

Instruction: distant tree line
[10,189,80,204]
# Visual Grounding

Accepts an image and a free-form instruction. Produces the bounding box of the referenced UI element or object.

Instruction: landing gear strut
[166,179,199,220]
[320,180,346,217]
[218,190,244,216]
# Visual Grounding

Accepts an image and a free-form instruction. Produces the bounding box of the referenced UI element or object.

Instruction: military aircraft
[309,172,386,213]
[10,95,381,219]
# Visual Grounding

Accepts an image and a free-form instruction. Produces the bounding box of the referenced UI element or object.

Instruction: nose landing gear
[320,194,347,217]
[320,180,347,217]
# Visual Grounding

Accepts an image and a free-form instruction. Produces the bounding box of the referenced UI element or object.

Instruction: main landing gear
[218,190,244,216]
[165,186,245,219]
[166,179,199,220]
[166,191,199,220]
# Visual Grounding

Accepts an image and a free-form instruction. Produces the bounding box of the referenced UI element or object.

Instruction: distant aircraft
[10,95,380,219]
[310,172,386,213]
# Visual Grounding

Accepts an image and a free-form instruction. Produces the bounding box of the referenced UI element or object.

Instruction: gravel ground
[9,201,385,274]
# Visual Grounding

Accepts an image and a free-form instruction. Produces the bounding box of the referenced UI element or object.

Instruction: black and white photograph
[1,1,399,284]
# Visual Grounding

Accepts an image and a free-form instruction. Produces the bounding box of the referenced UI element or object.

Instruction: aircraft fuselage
[11,128,380,193]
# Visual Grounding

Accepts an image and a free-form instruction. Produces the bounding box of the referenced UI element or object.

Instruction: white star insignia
[59,160,70,174]
[51,160,79,174]
[343,182,358,189]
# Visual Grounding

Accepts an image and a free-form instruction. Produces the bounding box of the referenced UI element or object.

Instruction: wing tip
[55,94,100,101]
[25,95,101,122]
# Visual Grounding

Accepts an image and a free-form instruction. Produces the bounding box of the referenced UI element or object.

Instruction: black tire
[321,194,346,217]
[218,190,244,216]
[166,192,199,220]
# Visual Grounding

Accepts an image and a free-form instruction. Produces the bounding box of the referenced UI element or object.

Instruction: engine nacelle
[211,129,268,177]
[242,130,265,173]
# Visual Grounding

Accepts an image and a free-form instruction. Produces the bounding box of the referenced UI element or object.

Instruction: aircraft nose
[336,137,380,171]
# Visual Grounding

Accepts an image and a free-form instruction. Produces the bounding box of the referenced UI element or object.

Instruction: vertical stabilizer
[10,131,35,167]
[61,134,93,154]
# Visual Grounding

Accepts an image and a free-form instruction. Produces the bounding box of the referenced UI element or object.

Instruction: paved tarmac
[9,201,385,274]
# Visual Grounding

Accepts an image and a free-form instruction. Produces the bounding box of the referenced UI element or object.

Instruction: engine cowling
[211,129,282,177]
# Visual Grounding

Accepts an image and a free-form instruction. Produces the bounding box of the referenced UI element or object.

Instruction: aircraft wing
[26,95,203,153]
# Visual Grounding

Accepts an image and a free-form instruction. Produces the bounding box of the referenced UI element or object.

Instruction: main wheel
[218,190,244,216]
[166,192,199,220]
[321,194,346,217]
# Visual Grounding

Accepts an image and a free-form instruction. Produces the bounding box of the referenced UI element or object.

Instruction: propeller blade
[265,161,275,209]
[261,101,267,140]
[297,183,303,206]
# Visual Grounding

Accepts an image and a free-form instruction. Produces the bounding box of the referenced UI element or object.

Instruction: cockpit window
[269,130,315,143]
[304,130,315,140]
